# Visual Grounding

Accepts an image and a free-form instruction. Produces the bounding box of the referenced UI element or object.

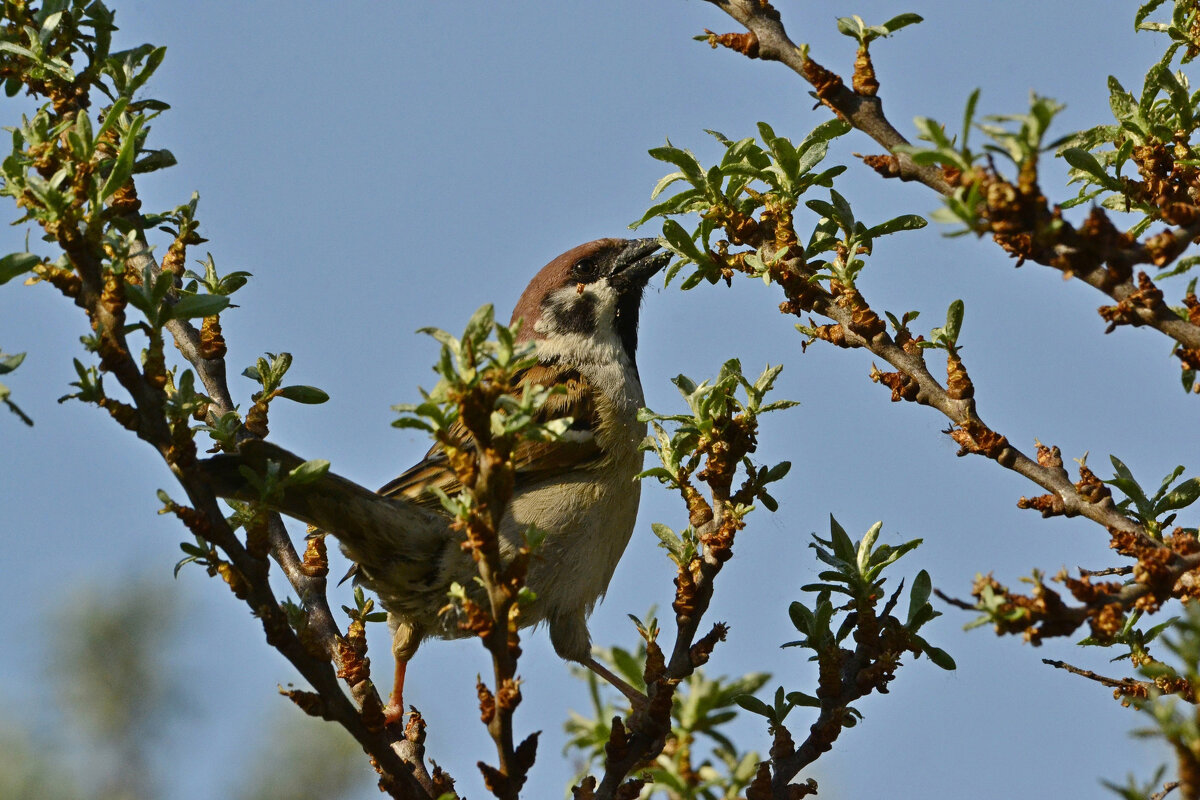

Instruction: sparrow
[366,237,668,718]
[201,238,668,720]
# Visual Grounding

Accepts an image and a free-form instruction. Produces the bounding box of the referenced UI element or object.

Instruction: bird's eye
[571,258,599,282]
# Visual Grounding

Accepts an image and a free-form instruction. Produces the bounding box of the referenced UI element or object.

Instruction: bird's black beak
[609,238,670,293]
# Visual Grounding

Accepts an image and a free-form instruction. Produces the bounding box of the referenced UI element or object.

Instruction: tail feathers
[197,439,449,575]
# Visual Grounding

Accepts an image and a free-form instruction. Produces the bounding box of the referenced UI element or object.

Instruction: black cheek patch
[550,292,596,336]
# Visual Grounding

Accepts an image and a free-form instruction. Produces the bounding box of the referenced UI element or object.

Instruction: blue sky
[1,2,1194,797]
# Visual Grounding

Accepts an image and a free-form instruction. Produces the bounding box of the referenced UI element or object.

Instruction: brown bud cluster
[746,762,774,800]
[457,597,494,639]
[969,573,1076,644]
[572,776,598,799]
[614,779,647,800]
[496,676,521,712]
[477,678,496,724]
[870,365,918,402]
[643,638,667,686]
[244,397,270,438]
[1035,440,1064,471]
[946,419,1008,459]
[1098,271,1165,332]
[99,396,139,432]
[702,28,759,58]
[858,153,900,178]
[167,417,197,468]
[673,556,703,620]
[832,283,886,340]
[216,561,250,600]
[769,722,796,763]
[1074,462,1112,504]
[1017,493,1066,518]
[852,45,878,96]
[605,716,632,764]
[302,532,330,578]
[705,205,761,247]
[513,731,540,780]
[688,621,728,668]
[945,350,974,400]
[30,261,80,297]
[1130,141,1198,224]
[281,688,324,718]
[801,56,847,117]
[108,181,141,216]
[760,195,800,252]
[200,315,227,359]
[163,499,212,541]
[144,340,167,391]
[809,323,849,348]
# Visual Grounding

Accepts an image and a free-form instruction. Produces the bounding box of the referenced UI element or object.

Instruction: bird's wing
[378,362,602,505]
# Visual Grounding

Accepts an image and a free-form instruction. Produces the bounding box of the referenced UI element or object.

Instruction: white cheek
[530,280,643,408]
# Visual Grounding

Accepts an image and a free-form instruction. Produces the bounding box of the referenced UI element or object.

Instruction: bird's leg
[383,658,408,726]
[384,617,420,727]
[582,654,649,708]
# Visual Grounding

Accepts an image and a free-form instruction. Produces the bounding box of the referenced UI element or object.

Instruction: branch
[700,1,1200,359]
[1042,658,1150,693]
[702,0,950,193]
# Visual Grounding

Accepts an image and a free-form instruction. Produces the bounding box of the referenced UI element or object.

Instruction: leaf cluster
[898,92,1070,236]
[1104,455,1200,539]
[242,352,329,406]
[639,360,795,516]
[633,120,849,288]
[1061,70,1199,237]
[392,304,571,447]
[737,517,952,730]
[565,636,766,800]
[834,13,923,46]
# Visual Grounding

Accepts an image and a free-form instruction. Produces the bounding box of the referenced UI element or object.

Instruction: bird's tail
[197,439,448,577]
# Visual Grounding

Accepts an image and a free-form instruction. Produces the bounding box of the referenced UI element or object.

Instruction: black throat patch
[549,292,597,336]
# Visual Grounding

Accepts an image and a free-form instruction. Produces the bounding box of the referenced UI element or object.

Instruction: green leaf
[95,97,129,142]
[907,569,932,626]
[0,252,40,285]
[1156,477,1200,515]
[287,459,330,486]
[0,351,26,375]
[651,522,683,560]
[942,299,964,344]
[126,45,167,96]
[276,385,330,404]
[168,293,230,320]
[785,691,821,708]
[828,516,856,564]
[610,647,646,690]
[648,144,705,185]
[101,116,145,201]
[763,461,791,483]
[836,15,865,40]
[1136,0,1169,30]
[880,13,923,34]
[733,693,773,718]
[1061,147,1122,191]
[788,601,814,635]
[865,214,927,238]
[462,303,494,347]
[923,644,956,670]
[1107,455,1151,517]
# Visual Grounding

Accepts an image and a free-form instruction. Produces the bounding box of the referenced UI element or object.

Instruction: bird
[203,237,669,722]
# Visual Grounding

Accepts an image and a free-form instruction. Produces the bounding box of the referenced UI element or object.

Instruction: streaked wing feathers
[378,362,601,505]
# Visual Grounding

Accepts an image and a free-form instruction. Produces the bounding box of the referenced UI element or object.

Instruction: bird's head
[511,238,669,366]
